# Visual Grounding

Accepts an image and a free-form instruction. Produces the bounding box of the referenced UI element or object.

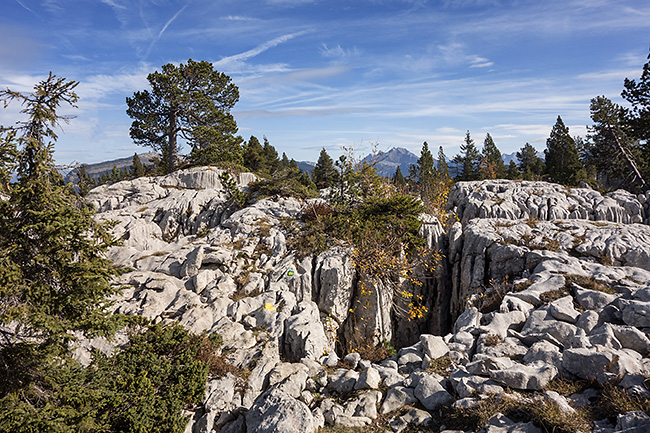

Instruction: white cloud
[235,106,369,119]
[469,56,494,68]
[99,0,126,10]
[14,0,38,16]
[319,43,360,59]
[143,3,190,59]
[222,15,259,21]
[214,31,308,69]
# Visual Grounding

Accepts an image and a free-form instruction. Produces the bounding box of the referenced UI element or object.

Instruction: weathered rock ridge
[85,171,650,433]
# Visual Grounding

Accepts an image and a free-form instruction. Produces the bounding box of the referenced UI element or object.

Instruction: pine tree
[545,116,585,185]
[622,49,650,143]
[312,148,338,189]
[516,143,545,180]
[454,131,480,181]
[280,152,290,168]
[0,74,122,396]
[392,166,407,189]
[436,146,450,180]
[132,152,146,178]
[243,136,265,172]
[586,96,647,191]
[480,133,506,179]
[126,59,242,173]
[262,137,281,174]
[506,160,519,179]
[415,142,436,203]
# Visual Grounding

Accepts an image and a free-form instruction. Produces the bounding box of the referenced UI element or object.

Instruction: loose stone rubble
[81,170,650,432]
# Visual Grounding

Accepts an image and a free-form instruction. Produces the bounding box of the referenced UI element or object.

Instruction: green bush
[0,324,214,433]
[249,171,318,200]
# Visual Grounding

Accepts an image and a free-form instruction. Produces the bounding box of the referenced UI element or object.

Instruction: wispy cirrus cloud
[99,0,126,10]
[222,15,260,21]
[319,43,360,59]
[14,0,38,17]
[236,106,369,119]
[214,31,309,73]
[143,2,191,59]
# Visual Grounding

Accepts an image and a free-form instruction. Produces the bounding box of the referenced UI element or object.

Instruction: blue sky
[1,0,649,165]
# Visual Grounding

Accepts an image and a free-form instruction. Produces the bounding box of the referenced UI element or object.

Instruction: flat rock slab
[489,362,557,390]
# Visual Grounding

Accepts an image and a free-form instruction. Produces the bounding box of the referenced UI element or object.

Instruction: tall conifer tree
[454,131,480,181]
[545,116,585,185]
[0,73,121,394]
[312,148,338,188]
[480,133,506,179]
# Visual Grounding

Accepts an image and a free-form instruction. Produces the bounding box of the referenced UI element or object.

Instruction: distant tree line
[123,52,650,194]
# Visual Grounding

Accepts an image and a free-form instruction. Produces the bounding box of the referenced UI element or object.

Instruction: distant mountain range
[502,150,545,165]
[65,147,545,185]
[365,147,420,178]
[64,153,158,184]
[296,147,420,179]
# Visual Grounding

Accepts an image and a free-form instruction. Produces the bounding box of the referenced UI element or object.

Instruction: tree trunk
[608,125,648,190]
[168,111,177,173]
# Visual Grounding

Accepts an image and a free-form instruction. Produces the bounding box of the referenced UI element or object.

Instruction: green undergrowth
[0,323,223,433]
[287,194,426,259]
[248,170,318,200]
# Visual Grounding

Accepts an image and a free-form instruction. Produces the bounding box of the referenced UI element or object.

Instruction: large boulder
[283,301,331,361]
[245,389,315,433]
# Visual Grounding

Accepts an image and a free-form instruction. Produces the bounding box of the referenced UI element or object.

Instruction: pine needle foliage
[0,73,123,353]
[0,324,215,433]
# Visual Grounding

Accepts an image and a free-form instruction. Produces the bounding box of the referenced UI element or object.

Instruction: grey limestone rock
[574,287,616,310]
[413,374,453,410]
[314,247,355,324]
[380,386,418,414]
[477,412,543,433]
[548,295,580,323]
[615,411,650,432]
[489,362,557,391]
[245,389,315,433]
[562,346,617,382]
[544,390,575,414]
[622,300,650,328]
[283,301,330,361]
[343,390,382,419]
[354,366,381,390]
[267,362,309,399]
[327,368,359,394]
[420,334,450,359]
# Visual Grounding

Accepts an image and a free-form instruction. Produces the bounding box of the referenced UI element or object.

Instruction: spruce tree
[392,166,407,189]
[586,96,647,191]
[545,116,585,185]
[132,153,146,178]
[0,74,122,395]
[243,136,265,172]
[454,131,480,181]
[415,142,435,203]
[506,160,519,179]
[262,137,281,174]
[516,143,545,180]
[312,148,338,188]
[436,146,450,180]
[480,133,506,179]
